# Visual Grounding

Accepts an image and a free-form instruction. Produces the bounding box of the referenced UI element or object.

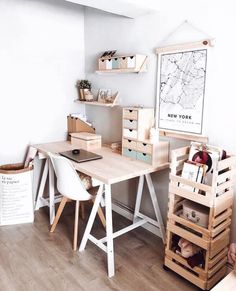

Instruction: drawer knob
[129,110,133,113]
[128,149,132,152]
[122,57,126,60]
[128,140,131,143]
[129,129,133,132]
[143,153,146,156]
[143,143,147,146]
[129,120,133,123]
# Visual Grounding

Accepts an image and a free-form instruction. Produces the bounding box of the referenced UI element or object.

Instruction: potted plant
[76,80,91,101]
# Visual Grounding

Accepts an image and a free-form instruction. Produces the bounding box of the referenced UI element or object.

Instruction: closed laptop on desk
[60,149,102,163]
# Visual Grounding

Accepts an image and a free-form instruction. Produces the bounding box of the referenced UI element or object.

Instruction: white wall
[0,0,85,164]
[84,0,236,241]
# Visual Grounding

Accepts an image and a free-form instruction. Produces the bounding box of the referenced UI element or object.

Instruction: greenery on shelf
[76,80,91,90]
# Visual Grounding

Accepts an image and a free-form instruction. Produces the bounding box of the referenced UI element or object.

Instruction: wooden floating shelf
[97,54,148,74]
[75,100,119,107]
[95,68,147,74]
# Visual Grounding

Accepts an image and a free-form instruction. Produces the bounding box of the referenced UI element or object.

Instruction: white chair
[48,152,106,251]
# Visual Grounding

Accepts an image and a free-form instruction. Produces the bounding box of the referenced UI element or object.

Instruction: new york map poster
[158,49,207,134]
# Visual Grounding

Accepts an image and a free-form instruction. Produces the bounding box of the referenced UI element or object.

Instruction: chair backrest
[48,152,92,201]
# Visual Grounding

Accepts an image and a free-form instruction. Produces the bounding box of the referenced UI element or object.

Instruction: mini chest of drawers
[122,139,169,165]
[122,107,169,165]
[122,107,154,141]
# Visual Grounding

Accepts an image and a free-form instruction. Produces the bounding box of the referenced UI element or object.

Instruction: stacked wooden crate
[164,146,236,290]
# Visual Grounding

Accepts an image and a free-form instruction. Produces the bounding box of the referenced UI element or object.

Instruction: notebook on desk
[60,149,102,163]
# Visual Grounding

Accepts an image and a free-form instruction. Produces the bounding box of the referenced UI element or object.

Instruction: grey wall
[83,0,236,240]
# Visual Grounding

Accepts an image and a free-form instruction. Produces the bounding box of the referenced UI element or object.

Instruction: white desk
[34,141,169,277]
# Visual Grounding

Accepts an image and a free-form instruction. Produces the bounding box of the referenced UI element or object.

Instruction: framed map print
[157,49,207,134]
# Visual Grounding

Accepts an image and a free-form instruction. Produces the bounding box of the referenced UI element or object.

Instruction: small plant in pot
[76,80,91,101]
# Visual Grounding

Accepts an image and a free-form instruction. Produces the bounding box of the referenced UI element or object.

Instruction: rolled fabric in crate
[0,163,34,226]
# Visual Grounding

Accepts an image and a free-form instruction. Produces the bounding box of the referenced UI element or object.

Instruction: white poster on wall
[158,49,207,134]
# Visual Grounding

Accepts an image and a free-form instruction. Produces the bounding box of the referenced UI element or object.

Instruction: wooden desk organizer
[67,116,95,140]
[122,107,169,165]
[70,132,101,151]
[97,54,147,73]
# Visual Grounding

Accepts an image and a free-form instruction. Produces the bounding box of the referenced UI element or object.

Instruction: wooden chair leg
[50,196,68,232]
[73,200,80,251]
[93,199,106,229]
[80,202,85,220]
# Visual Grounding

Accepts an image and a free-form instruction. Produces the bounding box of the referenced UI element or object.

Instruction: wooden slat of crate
[170,174,212,193]
[217,169,236,184]
[211,219,231,238]
[214,190,233,215]
[167,222,209,249]
[169,185,212,207]
[206,266,227,290]
[171,146,190,158]
[174,160,187,173]
[212,208,232,227]
[210,228,230,258]
[176,153,189,161]
[208,256,227,279]
[217,156,236,172]
[169,212,210,238]
[217,180,234,193]
[208,248,228,269]
[164,257,206,289]
[165,249,206,278]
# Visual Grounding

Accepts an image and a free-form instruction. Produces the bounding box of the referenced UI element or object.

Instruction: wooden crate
[165,223,229,289]
[164,146,235,290]
[168,194,232,240]
[170,146,236,207]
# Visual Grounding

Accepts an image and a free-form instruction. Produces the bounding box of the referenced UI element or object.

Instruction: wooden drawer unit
[122,139,137,150]
[123,109,138,120]
[122,139,169,166]
[122,107,154,141]
[123,128,138,139]
[123,148,137,159]
[97,54,147,73]
[123,119,138,130]
[112,57,119,69]
[119,56,127,69]
[98,58,106,70]
[136,152,152,164]
[137,141,152,154]
[122,107,169,165]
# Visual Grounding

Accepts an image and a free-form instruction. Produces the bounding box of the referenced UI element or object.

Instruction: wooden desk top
[34,141,169,184]
[211,271,236,291]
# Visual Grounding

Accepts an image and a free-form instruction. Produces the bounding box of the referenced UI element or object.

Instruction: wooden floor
[0,204,198,291]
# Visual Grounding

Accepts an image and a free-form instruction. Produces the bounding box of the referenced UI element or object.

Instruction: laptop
[60,149,102,163]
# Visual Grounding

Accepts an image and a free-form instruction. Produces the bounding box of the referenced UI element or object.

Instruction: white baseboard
[112,199,162,239]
